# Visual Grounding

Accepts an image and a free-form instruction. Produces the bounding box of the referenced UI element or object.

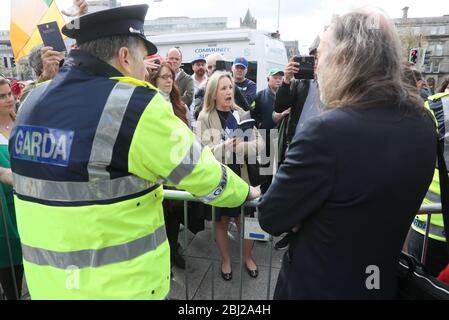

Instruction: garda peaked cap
[62,4,157,55]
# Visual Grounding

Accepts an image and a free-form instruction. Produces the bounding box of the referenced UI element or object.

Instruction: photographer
[144,54,163,82]
[274,38,321,154]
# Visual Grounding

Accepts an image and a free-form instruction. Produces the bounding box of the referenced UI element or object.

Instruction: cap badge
[129,27,142,35]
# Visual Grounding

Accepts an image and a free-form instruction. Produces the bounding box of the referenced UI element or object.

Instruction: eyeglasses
[159,74,173,81]
[0,92,13,100]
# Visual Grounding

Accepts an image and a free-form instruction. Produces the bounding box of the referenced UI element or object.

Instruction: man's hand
[281,108,291,117]
[272,108,291,124]
[246,186,261,202]
[283,59,300,85]
[223,138,236,149]
[62,0,88,17]
[75,0,88,16]
[38,47,64,83]
[144,58,161,81]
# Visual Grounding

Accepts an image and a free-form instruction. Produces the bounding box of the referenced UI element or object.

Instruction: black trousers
[163,200,183,251]
[0,264,23,300]
[406,228,449,277]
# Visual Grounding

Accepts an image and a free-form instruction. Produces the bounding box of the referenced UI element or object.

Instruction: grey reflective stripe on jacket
[13,173,157,202]
[441,96,449,169]
[14,81,156,202]
[413,218,446,239]
[22,225,167,269]
[198,164,228,203]
[88,82,135,180]
[425,190,441,203]
[166,139,203,185]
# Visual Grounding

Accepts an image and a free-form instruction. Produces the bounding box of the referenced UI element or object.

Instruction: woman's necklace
[0,119,13,138]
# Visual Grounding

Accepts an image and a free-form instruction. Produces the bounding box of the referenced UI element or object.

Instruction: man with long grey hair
[258,8,436,299]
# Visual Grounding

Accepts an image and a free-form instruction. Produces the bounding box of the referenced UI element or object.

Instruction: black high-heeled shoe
[221,264,232,281]
[246,265,258,278]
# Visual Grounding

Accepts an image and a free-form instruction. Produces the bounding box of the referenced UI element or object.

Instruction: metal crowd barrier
[0,193,443,300]
[416,204,443,266]
[163,190,264,300]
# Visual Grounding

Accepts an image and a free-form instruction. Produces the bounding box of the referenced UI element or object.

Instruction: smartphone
[146,54,163,65]
[293,56,315,80]
[37,21,66,52]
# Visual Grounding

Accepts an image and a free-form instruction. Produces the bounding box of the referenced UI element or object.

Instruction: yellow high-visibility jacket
[10,50,249,299]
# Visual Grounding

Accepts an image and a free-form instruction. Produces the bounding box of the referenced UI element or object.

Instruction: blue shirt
[295,80,322,135]
[235,78,257,105]
[253,87,277,130]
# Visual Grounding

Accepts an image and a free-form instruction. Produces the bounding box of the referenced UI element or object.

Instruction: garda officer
[10,5,258,300]
[407,91,449,276]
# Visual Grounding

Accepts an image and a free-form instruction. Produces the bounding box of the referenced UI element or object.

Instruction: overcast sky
[1,0,446,53]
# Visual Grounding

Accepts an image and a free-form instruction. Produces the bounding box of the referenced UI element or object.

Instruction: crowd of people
[0,1,449,300]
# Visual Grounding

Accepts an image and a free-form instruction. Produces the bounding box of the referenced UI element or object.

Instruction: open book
[227,119,256,141]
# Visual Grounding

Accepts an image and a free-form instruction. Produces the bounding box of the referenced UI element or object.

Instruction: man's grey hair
[206,53,224,65]
[317,8,422,110]
[77,35,142,63]
[28,44,44,77]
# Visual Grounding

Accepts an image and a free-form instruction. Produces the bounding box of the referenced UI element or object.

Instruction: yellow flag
[10,0,66,62]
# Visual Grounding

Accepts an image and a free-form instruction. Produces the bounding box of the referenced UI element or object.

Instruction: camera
[293,56,315,80]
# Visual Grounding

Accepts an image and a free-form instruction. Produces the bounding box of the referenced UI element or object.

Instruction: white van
[148,29,288,92]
